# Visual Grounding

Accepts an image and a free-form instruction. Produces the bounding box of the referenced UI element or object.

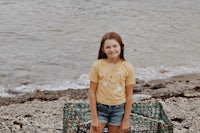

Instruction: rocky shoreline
[0,73,200,133]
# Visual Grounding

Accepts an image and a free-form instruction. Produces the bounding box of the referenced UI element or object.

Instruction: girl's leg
[108,124,120,133]
[90,123,106,133]
[108,103,125,133]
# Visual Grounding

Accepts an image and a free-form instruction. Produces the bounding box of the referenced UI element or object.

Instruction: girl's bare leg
[108,125,120,133]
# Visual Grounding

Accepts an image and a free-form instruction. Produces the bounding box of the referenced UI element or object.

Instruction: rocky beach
[0,73,200,133]
[1,0,200,133]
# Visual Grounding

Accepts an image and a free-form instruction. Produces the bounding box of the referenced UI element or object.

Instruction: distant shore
[0,73,200,133]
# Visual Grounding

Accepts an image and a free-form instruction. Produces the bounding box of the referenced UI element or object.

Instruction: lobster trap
[63,102,173,133]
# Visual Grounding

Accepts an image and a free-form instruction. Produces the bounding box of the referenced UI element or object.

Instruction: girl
[89,32,135,133]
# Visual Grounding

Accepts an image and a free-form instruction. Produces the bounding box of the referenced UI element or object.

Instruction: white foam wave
[0,74,90,97]
[0,85,12,97]
[40,74,90,91]
[136,65,200,81]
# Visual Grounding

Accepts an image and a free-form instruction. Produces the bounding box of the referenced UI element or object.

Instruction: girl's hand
[91,119,101,131]
[119,120,129,133]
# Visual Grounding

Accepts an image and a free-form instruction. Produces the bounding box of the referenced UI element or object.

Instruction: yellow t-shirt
[89,59,135,105]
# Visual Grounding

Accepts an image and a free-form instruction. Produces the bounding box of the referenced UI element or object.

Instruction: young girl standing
[89,32,135,133]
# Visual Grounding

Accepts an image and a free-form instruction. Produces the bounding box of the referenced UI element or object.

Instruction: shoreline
[0,73,199,106]
[0,73,200,133]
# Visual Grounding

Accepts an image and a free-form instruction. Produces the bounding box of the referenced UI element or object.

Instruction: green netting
[63,102,173,133]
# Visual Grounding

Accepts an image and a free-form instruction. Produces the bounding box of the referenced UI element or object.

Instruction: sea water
[0,0,200,97]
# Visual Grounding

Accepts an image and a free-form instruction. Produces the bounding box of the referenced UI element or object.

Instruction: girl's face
[102,39,121,59]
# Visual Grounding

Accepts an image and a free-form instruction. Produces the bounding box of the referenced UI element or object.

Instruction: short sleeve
[89,60,99,83]
[126,63,136,86]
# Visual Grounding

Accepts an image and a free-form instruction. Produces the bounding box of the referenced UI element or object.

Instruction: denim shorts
[96,102,125,126]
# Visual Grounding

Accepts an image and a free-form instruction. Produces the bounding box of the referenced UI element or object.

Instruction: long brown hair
[98,32,125,60]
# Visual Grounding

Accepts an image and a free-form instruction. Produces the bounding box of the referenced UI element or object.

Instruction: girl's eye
[113,45,119,48]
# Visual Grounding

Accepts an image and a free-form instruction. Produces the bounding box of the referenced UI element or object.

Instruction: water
[0,0,200,97]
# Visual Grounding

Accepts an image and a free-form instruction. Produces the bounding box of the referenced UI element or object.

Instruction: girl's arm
[120,85,133,132]
[89,81,98,119]
[89,81,101,129]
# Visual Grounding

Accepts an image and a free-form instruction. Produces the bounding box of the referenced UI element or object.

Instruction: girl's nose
[110,47,114,51]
